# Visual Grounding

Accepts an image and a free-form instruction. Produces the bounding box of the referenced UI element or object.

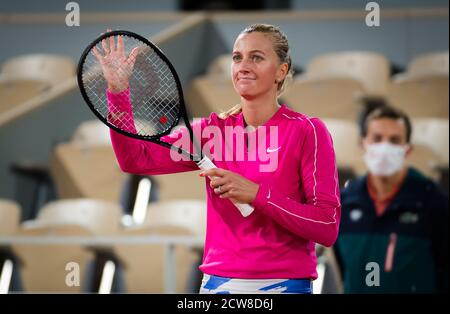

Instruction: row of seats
[0,198,206,293]
[1,51,447,125]
[186,51,449,120]
[207,51,448,93]
[0,198,342,294]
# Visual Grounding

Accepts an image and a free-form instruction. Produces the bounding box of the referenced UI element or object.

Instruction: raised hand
[92,29,140,93]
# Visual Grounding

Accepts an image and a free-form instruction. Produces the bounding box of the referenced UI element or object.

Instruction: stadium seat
[305,51,390,96]
[71,120,111,147]
[24,199,122,234]
[144,200,206,236]
[12,199,122,292]
[0,77,48,117]
[406,144,442,180]
[412,118,449,166]
[408,51,449,77]
[282,77,366,121]
[49,143,128,203]
[0,54,75,87]
[0,199,21,235]
[0,199,21,294]
[114,200,206,293]
[153,171,206,202]
[207,53,232,80]
[387,74,449,118]
[322,119,366,178]
[185,75,240,118]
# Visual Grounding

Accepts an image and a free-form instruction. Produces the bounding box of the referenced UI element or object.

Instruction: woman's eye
[252,55,263,61]
[232,55,241,61]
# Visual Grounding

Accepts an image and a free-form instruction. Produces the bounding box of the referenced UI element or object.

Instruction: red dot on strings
[159,116,168,124]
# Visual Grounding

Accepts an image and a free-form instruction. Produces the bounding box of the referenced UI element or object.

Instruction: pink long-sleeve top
[107,88,341,280]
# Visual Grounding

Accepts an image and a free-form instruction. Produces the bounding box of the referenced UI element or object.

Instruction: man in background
[334,101,448,293]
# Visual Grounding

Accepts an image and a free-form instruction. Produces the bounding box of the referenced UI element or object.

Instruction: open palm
[92,29,140,93]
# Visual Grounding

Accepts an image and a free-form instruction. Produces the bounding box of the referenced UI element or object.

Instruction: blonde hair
[219,23,294,119]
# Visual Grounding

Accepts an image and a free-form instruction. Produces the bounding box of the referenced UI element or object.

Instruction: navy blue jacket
[335,168,448,293]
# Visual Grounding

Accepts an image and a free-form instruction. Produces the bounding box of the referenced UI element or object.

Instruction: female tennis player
[96,24,341,294]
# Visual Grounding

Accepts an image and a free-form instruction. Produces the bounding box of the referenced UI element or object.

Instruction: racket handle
[197,156,255,217]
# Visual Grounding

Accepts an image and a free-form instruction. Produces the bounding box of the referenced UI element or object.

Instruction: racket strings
[81,34,181,138]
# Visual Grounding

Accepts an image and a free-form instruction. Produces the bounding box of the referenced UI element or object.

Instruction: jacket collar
[343,168,427,213]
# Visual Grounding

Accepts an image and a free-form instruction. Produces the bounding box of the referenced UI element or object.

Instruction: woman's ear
[276,63,289,82]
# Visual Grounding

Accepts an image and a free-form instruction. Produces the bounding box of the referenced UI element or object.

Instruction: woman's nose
[236,58,253,72]
[238,67,250,75]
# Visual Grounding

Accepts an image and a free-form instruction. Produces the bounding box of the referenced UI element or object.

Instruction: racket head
[77,30,186,141]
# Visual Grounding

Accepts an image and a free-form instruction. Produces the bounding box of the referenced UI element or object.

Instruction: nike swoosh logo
[267,147,281,153]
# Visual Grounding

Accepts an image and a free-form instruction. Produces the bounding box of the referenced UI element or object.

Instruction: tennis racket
[77,30,254,217]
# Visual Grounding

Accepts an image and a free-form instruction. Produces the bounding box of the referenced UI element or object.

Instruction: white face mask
[364,142,408,176]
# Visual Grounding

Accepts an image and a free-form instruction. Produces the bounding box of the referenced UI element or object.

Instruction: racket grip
[197,156,254,217]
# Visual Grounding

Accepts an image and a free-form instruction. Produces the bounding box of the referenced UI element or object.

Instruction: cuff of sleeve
[251,182,271,210]
[106,87,131,110]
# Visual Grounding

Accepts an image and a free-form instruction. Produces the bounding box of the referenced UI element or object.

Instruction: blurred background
[0,0,448,294]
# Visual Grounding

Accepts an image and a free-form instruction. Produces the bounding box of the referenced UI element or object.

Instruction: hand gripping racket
[77,30,254,217]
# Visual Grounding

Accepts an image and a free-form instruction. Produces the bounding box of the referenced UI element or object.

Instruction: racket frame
[77,30,201,161]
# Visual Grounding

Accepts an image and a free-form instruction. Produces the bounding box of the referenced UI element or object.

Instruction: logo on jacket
[399,212,419,224]
[350,209,363,222]
[267,146,281,153]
